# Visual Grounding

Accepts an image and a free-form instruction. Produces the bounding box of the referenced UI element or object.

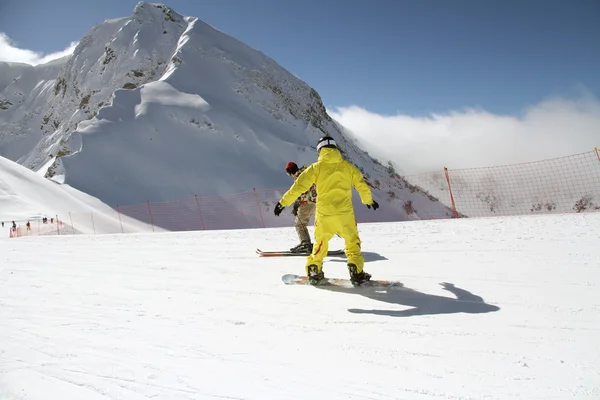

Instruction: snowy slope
[0,2,452,221]
[0,155,156,236]
[1,213,599,399]
[0,59,66,162]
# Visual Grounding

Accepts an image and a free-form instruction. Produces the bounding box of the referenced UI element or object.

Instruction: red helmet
[285,162,299,175]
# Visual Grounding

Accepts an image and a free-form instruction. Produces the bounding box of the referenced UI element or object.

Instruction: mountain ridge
[0,2,453,220]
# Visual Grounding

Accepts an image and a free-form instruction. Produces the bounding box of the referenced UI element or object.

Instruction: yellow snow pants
[305,213,364,274]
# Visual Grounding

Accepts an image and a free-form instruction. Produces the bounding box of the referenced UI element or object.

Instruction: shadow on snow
[327,251,388,263]
[314,282,500,317]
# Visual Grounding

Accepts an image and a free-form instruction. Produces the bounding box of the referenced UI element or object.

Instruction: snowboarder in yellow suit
[274,136,379,285]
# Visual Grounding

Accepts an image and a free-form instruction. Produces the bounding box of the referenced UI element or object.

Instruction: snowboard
[282,274,403,288]
[256,248,345,257]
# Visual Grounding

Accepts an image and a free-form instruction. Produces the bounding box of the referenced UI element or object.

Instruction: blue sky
[0,0,598,116]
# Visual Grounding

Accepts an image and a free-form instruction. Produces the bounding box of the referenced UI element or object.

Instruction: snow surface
[0,155,157,236]
[0,59,66,163]
[1,212,599,399]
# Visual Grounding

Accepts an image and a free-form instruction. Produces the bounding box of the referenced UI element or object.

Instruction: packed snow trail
[1,213,599,399]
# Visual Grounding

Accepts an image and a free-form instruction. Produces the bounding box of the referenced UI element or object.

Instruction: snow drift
[0,155,156,236]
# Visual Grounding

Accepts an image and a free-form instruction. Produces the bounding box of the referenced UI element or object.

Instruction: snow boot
[348,263,371,286]
[307,264,325,285]
[290,240,313,253]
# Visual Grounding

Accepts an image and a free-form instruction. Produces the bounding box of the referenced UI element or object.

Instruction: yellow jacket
[280,147,373,216]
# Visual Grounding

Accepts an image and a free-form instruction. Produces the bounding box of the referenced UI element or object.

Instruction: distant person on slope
[284,161,317,253]
[274,136,379,285]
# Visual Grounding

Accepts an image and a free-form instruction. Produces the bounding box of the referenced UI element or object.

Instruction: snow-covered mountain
[0,2,453,221]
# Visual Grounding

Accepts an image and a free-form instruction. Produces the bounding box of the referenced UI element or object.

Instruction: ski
[256,248,345,257]
[282,274,403,288]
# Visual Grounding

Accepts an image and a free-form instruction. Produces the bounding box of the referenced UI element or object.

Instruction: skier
[284,161,317,253]
[274,136,379,285]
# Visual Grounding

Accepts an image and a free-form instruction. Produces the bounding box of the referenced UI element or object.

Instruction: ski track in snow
[1,213,599,399]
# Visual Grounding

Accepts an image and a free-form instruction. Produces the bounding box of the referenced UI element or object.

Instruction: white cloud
[0,32,77,65]
[329,94,600,174]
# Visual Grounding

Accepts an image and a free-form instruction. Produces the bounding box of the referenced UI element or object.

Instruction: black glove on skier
[292,200,300,216]
[367,200,379,210]
[274,202,285,216]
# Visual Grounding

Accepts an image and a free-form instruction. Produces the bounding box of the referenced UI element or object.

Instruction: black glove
[367,200,379,210]
[274,202,285,216]
[292,201,300,216]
